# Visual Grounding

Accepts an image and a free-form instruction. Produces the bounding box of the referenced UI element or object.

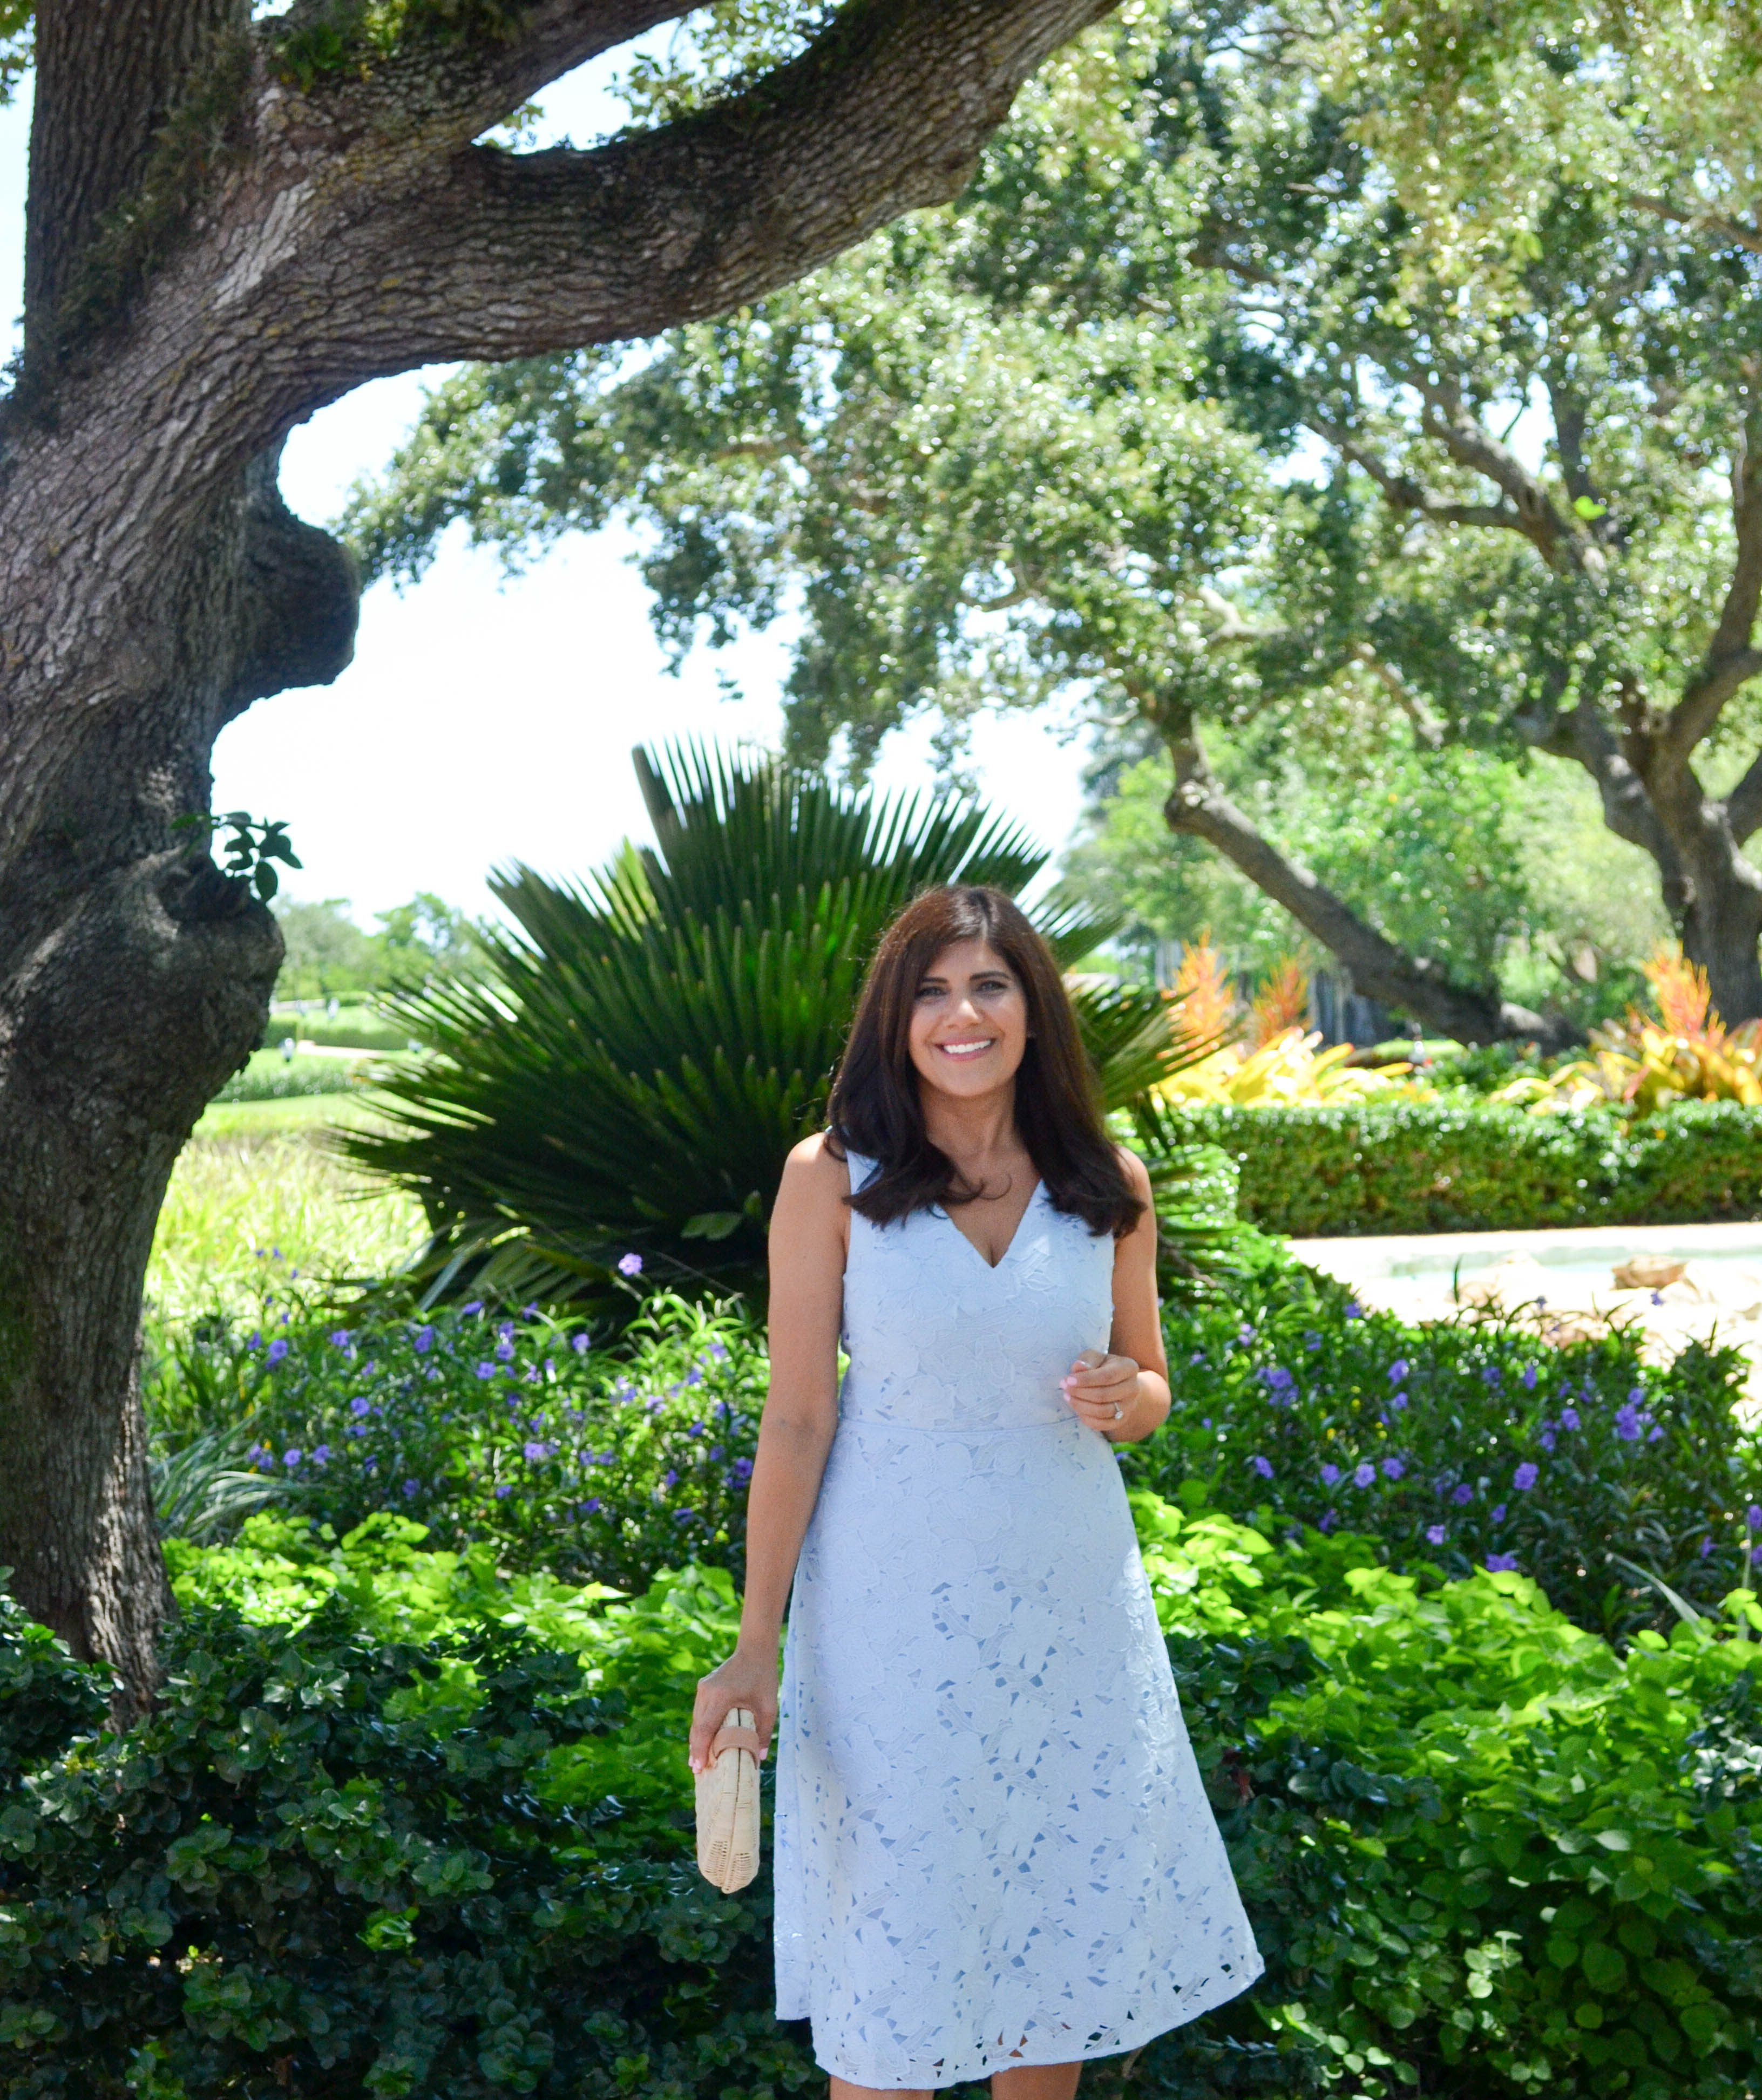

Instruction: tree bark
[0,0,1115,1707]
[1159,712,1579,1050]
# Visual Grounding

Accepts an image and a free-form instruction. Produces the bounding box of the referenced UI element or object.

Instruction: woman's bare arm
[687,1134,848,1772]
[1060,1150,1171,1445]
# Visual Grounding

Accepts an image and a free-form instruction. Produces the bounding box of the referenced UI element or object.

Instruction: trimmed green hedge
[1154,1100,1762,1236]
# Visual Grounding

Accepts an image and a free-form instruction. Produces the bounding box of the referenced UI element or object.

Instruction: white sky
[0,53,1092,925]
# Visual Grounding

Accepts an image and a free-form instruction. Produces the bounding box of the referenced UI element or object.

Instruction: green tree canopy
[348,0,1762,1043]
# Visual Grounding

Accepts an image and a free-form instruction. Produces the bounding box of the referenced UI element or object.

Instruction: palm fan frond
[350,740,1221,1310]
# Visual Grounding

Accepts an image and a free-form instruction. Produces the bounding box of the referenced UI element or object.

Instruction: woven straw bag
[695,1707,762,1893]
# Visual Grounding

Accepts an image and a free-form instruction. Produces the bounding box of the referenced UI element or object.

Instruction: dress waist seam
[835,1411,1079,1440]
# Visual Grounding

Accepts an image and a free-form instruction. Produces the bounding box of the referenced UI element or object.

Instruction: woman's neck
[919,1083,1024,1168]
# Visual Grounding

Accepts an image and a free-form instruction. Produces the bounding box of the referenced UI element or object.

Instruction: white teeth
[938,1040,994,1057]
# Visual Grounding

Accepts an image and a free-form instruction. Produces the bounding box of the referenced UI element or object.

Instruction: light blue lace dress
[772,1156,1262,2088]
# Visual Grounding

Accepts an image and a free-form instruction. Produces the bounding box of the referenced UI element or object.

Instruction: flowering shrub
[151,1293,766,1592]
[1136,1242,1760,1639]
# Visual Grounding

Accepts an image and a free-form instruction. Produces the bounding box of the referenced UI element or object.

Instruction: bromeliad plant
[348,739,1197,1310]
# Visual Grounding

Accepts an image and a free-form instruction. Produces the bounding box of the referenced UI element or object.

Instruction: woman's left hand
[1061,1348,1143,1437]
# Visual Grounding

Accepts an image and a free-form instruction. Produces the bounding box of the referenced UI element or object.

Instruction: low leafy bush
[1155,1099,1762,1235]
[150,1294,765,1592]
[1137,1241,1759,1638]
[7,1503,1762,2098]
[0,1520,807,2100]
[216,1051,370,1103]
[1128,1498,1762,2100]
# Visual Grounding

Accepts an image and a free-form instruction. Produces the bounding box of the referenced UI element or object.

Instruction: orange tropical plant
[1167,934,1238,1052]
[1249,956,1310,1050]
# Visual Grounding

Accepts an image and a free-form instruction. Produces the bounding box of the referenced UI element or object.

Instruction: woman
[689,886,1260,2098]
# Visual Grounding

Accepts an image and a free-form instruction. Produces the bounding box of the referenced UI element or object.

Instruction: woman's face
[906,938,1031,1103]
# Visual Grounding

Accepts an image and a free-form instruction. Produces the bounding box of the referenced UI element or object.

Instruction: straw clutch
[695,1707,762,1893]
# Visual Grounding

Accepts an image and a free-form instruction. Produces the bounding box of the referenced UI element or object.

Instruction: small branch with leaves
[172,811,303,902]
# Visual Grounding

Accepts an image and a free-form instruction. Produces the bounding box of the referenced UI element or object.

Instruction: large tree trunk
[0,459,358,1710]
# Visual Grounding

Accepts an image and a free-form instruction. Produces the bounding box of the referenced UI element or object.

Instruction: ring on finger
[1111,1402,1123,1421]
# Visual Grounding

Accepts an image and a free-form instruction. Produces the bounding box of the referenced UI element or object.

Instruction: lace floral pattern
[773,1161,1263,2088]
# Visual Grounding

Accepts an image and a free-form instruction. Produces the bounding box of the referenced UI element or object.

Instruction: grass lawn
[152,1102,425,1319]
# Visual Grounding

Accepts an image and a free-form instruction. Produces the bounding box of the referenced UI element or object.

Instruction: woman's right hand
[688,1643,780,1775]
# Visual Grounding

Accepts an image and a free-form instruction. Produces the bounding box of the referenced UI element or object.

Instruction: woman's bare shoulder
[1114,1143,1154,1200]
[775,1132,853,1214]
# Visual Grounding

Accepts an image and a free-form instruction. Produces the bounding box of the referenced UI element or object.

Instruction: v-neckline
[939,1179,1043,1273]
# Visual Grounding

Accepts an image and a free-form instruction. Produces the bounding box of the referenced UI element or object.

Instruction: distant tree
[273,899,383,1002]
[0,0,1113,1708]
[348,0,1762,1049]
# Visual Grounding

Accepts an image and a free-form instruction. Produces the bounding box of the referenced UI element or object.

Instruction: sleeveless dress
[772,1156,1262,2088]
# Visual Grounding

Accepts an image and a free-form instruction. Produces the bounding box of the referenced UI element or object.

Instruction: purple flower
[522,1440,551,1462]
[1485,1553,1520,1574]
[1701,1537,1716,1559]
[1629,1385,1646,1404]
[522,1302,539,1317]
[1425,1524,1447,1545]
[1387,1360,1409,1384]
[1521,1362,1538,1390]
[463,1300,483,1315]
[497,1320,514,1344]
[709,1445,725,1461]
[1390,1391,1409,1411]
[1490,1502,1507,1523]
[732,1457,753,1482]
[1319,1508,1338,1531]
[475,1361,494,1380]
[347,1425,367,1439]
[1648,1424,1665,1442]
[571,1333,590,1354]
[1344,1301,1364,1320]
[1304,1330,1323,1351]
[246,1330,261,1351]
[1614,1404,1643,1442]
[266,1338,289,1366]
[1381,1457,1405,1480]
[349,1396,371,1417]
[1560,1405,1581,1430]
[584,1496,601,1513]
[1451,1483,1473,1505]
[1752,1546,1762,1569]
[402,1479,419,1498]
[282,1447,302,1467]
[413,1326,435,1354]
[1513,1462,1539,1491]
[328,1329,350,1348]
[1748,1505,1762,1532]
[1249,1455,1274,1479]
[1481,1364,1502,1387]
[311,1444,331,1465]
[494,1338,515,1362]
[1353,1463,1376,1488]
[619,1252,643,1277]
[1320,1463,1341,1486]
[1539,1429,1556,1452]
[493,1483,513,1499]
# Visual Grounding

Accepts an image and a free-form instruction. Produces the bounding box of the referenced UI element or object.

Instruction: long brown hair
[826,886,1144,1238]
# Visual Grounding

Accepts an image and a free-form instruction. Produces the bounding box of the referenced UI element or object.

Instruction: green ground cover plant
[1154,1100,1762,1236]
[1137,1240,1759,1639]
[4,1498,1761,2098]
[217,1050,375,1103]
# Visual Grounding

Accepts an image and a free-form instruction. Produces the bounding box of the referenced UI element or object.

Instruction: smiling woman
[687,884,1261,2100]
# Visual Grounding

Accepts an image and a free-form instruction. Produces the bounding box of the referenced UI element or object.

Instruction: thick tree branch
[1726,750,1762,845]
[1630,192,1762,256]
[324,0,1116,372]
[1418,380,1601,576]
[1533,697,1682,882]
[1159,708,1577,1048]
[1306,416,1527,536]
[1662,405,1762,758]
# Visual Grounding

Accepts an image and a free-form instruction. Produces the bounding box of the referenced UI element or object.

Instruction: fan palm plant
[347,741,1197,1310]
